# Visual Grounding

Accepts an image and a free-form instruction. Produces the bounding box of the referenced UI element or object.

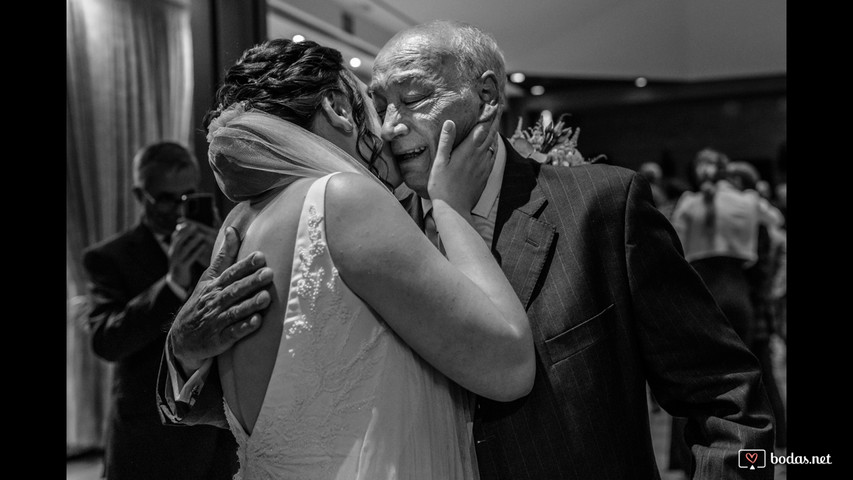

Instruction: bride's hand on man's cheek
[429,113,500,212]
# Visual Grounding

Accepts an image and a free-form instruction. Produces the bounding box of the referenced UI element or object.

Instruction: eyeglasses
[141,189,196,211]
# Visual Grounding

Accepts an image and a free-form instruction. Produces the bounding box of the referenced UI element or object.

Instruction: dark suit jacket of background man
[156,137,774,480]
[84,222,236,480]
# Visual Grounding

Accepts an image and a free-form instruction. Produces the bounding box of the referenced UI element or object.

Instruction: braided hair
[203,38,389,188]
[693,148,730,230]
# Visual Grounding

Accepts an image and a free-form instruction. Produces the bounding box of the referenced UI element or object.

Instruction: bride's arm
[325,127,534,403]
[427,115,521,327]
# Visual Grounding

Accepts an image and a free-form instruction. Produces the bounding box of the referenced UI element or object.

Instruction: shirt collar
[144,220,172,252]
[421,138,506,218]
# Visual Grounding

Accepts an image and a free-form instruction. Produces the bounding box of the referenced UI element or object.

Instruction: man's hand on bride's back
[169,226,274,374]
[427,109,500,214]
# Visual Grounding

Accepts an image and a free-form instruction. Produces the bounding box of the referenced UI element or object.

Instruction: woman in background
[667,149,783,473]
[670,148,782,345]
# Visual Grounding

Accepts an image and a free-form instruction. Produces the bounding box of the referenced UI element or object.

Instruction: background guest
[667,149,783,473]
[638,162,668,207]
[775,182,787,230]
[638,161,677,219]
[728,161,787,451]
[82,141,236,480]
[671,148,783,345]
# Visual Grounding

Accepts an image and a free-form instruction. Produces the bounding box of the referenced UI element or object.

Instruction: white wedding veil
[206,102,387,202]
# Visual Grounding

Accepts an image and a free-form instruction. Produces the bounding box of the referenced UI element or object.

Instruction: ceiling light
[530,85,545,96]
[349,57,362,68]
[510,72,526,83]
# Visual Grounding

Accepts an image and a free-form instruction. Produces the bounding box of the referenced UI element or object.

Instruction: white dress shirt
[421,138,506,246]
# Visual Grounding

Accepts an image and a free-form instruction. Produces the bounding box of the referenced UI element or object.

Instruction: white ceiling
[322,0,786,82]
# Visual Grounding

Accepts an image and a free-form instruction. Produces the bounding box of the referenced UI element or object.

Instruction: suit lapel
[394,138,556,310]
[131,222,170,282]
[494,138,556,310]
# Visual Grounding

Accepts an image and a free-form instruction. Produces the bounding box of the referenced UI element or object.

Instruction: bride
[200,38,533,479]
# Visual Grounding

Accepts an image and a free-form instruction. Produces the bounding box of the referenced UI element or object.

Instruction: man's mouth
[396,146,427,162]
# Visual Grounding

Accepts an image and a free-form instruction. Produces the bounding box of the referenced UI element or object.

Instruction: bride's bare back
[217,174,478,479]
[218,177,314,435]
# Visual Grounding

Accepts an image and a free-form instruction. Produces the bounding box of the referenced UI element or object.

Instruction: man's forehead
[370,50,449,93]
[370,68,428,92]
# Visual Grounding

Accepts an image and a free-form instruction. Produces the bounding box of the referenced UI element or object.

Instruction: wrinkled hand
[427,105,501,214]
[169,227,273,375]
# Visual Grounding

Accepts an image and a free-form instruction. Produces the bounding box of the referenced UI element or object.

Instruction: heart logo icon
[745,452,758,464]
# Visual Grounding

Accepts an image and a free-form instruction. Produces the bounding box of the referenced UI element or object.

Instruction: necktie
[423,208,443,252]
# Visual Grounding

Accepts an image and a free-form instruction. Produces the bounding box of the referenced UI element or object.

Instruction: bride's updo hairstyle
[203,38,388,186]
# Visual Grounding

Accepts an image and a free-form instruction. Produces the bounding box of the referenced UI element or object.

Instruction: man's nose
[380,106,409,141]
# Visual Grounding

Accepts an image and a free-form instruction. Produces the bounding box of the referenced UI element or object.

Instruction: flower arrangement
[509,113,605,167]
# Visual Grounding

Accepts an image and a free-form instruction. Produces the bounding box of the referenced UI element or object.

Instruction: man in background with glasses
[82,141,236,479]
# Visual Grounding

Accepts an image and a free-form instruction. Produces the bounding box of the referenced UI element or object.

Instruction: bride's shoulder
[325,172,396,207]
[324,173,412,245]
[243,179,315,236]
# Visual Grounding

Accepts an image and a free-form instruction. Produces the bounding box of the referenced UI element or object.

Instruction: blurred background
[67,1,786,478]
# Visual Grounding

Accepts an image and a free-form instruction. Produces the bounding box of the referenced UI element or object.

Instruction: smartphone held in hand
[181,193,217,227]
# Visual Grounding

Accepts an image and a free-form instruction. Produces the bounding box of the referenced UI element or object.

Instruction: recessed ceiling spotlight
[292,34,305,43]
[349,57,362,68]
[510,72,526,83]
[530,85,545,96]
[635,77,648,88]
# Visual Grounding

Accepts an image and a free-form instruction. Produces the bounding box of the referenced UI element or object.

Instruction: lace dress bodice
[221,173,478,480]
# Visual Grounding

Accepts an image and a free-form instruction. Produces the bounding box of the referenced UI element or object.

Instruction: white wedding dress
[222,173,479,480]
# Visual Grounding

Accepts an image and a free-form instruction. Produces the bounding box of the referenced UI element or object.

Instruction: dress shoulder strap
[302,172,338,216]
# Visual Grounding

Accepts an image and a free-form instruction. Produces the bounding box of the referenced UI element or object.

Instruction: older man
[158,20,774,479]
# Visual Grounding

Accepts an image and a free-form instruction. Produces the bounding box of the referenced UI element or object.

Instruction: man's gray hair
[421,20,507,104]
[132,141,198,188]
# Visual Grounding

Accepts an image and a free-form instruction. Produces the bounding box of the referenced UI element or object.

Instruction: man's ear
[476,70,501,122]
[320,92,355,134]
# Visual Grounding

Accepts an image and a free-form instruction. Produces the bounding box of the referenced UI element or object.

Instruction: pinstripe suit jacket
[470,138,774,479]
[157,138,774,479]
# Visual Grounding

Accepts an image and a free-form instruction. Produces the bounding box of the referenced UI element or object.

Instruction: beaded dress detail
[222,173,478,480]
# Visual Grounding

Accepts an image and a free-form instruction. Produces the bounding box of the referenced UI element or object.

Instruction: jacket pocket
[544,303,616,366]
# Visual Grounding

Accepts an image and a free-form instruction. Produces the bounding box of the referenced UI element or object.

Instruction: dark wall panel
[191,0,267,215]
[508,77,787,188]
